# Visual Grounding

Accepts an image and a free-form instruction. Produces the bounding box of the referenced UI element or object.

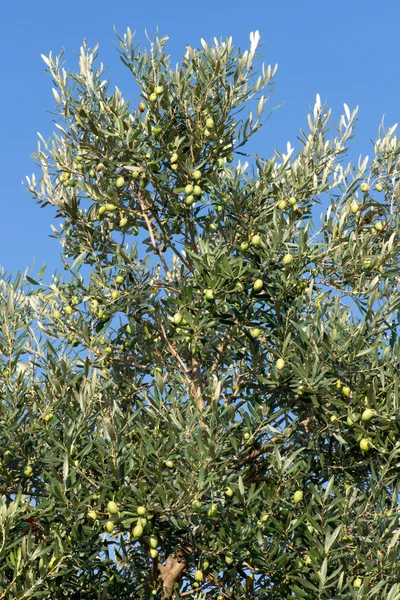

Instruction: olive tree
[0,28,400,599]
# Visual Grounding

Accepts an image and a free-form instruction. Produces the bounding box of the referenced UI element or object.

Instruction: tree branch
[160,554,187,599]
[233,434,284,470]
[190,355,205,411]
[136,190,172,281]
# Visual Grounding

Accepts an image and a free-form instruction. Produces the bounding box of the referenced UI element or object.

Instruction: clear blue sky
[1,0,399,279]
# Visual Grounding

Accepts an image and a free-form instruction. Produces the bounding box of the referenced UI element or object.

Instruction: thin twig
[137,189,173,281]
[158,321,190,377]
[151,208,193,272]
[233,433,285,470]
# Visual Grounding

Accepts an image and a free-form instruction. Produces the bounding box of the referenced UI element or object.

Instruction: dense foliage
[0,28,400,599]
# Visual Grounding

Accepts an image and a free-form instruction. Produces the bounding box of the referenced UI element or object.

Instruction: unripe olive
[361,408,374,422]
[350,201,359,214]
[282,253,293,265]
[105,521,115,533]
[193,185,202,197]
[149,535,158,549]
[293,490,303,503]
[133,524,144,538]
[250,328,261,339]
[107,501,118,514]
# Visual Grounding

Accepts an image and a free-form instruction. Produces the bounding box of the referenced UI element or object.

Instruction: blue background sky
[1,0,399,280]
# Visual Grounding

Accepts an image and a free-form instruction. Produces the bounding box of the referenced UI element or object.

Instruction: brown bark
[190,355,207,428]
[159,554,187,598]
[233,433,284,470]
[190,355,205,411]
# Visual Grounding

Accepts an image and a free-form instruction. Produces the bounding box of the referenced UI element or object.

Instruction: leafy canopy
[0,27,400,600]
